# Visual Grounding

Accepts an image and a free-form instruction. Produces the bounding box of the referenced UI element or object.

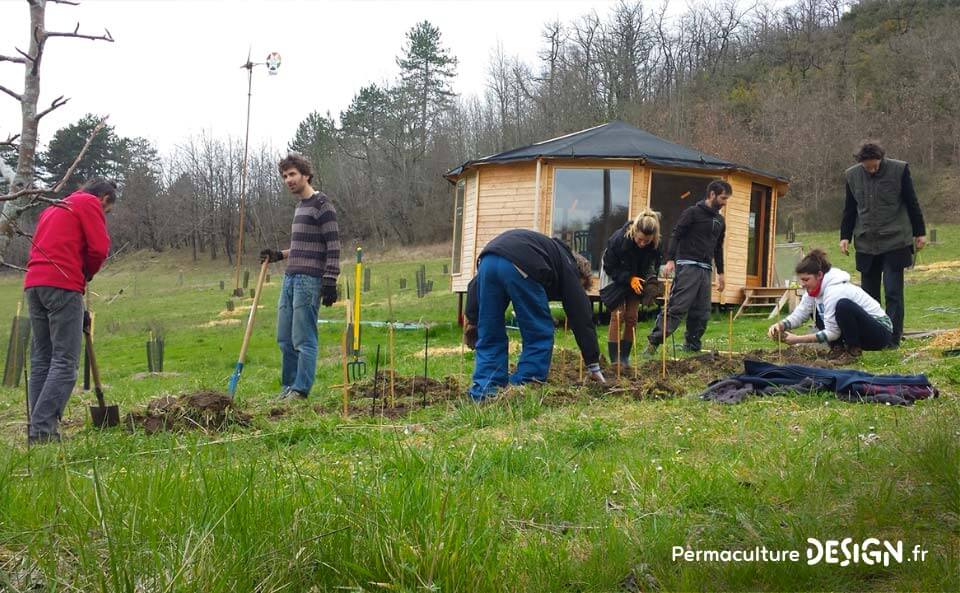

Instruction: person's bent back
[23,177,116,445]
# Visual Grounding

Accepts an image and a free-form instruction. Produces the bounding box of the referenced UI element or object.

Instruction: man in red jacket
[23,177,116,444]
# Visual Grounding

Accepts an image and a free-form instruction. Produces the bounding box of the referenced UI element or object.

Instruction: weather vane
[234,50,281,296]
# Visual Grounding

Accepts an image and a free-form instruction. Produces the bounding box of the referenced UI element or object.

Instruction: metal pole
[234,59,254,295]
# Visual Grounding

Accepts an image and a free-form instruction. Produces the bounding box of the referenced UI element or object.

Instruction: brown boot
[827,344,846,360]
[845,346,863,359]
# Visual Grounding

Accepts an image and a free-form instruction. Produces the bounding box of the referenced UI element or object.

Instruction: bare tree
[0,0,113,269]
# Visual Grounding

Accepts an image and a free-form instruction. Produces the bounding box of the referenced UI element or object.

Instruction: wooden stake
[389,324,396,408]
[387,277,396,407]
[459,332,465,388]
[661,280,670,380]
[341,298,350,418]
[615,309,622,380]
[562,317,568,371]
[727,307,733,361]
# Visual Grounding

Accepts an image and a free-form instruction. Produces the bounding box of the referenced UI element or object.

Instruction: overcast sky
[1,0,631,158]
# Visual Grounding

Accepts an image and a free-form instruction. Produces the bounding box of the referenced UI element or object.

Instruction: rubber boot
[619,340,633,366]
[607,341,619,367]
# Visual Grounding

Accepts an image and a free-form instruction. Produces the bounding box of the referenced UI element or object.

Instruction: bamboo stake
[561,317,568,371]
[615,309,622,380]
[661,280,670,379]
[341,298,350,418]
[726,297,733,361]
[389,325,396,407]
[387,277,395,407]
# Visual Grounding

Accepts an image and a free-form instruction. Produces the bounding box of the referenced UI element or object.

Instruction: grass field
[0,226,957,592]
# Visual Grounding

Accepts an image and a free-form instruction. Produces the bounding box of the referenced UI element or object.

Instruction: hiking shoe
[681,343,701,353]
[289,389,308,399]
[827,344,847,360]
[845,346,863,359]
[277,387,307,399]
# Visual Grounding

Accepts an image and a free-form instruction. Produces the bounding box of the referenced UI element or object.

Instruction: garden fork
[347,247,366,380]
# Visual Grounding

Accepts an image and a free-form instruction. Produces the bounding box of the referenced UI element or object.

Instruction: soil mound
[124,391,251,434]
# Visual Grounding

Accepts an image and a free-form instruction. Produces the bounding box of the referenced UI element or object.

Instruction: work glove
[83,310,92,333]
[629,276,644,295]
[586,362,606,384]
[321,284,338,307]
[463,323,478,350]
[260,249,283,263]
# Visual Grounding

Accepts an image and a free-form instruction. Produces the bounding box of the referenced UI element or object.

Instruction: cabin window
[551,168,630,272]
[649,172,715,257]
[451,179,466,274]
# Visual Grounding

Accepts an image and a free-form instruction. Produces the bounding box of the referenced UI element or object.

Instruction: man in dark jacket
[24,177,116,445]
[465,229,604,401]
[646,180,729,354]
[839,142,926,346]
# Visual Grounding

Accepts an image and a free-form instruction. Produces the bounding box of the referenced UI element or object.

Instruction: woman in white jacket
[768,249,894,358]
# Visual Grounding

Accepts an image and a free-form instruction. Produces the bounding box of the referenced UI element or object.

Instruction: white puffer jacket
[781,267,889,343]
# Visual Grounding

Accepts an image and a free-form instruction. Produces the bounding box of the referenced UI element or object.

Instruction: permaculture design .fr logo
[672,538,928,567]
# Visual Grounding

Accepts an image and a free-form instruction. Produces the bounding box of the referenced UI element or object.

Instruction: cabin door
[746,183,772,287]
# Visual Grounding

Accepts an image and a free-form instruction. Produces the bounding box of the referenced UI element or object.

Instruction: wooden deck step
[734,287,792,320]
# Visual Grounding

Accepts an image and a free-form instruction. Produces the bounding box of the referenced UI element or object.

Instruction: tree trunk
[0,1,45,265]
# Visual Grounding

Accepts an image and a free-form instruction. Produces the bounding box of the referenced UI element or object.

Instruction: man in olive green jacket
[839,142,926,346]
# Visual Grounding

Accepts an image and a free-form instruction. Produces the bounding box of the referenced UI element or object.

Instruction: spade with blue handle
[227,259,270,397]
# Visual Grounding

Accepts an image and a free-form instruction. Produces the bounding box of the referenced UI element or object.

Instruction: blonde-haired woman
[601,209,662,366]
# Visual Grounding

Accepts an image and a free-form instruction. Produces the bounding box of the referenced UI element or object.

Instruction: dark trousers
[648,265,711,350]
[816,298,893,351]
[857,246,911,343]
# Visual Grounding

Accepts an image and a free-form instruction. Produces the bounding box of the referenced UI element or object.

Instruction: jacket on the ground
[699,360,938,406]
[24,191,110,293]
[840,158,925,255]
[780,267,888,343]
[665,200,725,273]
[465,229,599,365]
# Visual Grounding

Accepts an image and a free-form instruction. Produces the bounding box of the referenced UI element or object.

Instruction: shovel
[227,259,270,397]
[85,326,119,428]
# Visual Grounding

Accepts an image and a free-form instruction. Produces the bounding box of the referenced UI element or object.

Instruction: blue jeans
[26,286,84,438]
[469,254,555,401]
[277,274,321,395]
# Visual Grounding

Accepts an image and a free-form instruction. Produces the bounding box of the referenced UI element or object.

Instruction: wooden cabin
[444,121,789,308]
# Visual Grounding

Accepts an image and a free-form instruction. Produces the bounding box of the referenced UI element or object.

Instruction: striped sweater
[286,192,340,286]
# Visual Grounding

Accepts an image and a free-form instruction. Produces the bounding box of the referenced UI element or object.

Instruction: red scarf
[807,277,823,298]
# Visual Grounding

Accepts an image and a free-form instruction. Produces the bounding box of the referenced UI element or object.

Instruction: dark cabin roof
[444,120,787,182]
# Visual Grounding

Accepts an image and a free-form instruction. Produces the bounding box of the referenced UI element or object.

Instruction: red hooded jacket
[24,191,110,293]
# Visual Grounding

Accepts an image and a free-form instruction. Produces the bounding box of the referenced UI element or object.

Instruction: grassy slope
[0,227,956,592]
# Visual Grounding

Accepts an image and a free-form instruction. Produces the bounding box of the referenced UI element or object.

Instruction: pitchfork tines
[348,354,367,381]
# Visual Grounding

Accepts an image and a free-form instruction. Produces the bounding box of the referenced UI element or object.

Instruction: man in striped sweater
[261,154,340,399]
